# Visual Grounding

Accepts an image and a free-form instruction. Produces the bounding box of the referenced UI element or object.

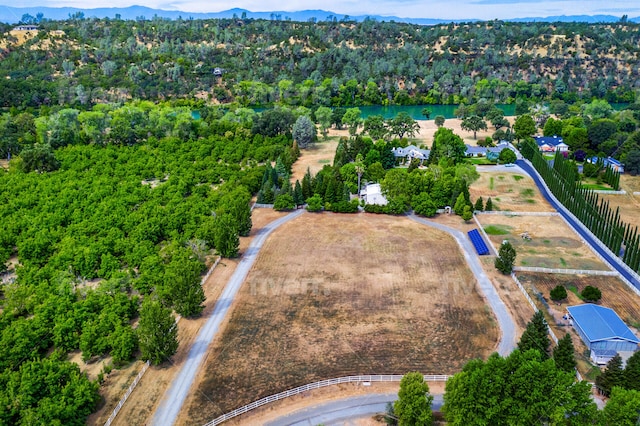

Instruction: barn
[567,304,639,365]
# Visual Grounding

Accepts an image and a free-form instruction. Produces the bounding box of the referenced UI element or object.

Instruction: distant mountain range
[2,5,639,25]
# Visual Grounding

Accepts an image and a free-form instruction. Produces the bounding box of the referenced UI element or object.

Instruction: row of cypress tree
[520,140,640,272]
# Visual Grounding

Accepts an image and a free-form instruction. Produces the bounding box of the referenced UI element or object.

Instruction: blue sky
[10,0,640,20]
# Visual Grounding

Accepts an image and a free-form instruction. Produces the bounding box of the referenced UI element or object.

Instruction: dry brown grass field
[290,138,339,182]
[517,273,640,330]
[598,192,640,229]
[180,213,499,425]
[469,172,554,212]
[620,174,640,194]
[477,214,608,270]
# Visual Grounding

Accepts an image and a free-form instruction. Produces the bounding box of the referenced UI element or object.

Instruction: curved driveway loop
[517,159,640,290]
[409,214,517,356]
[265,393,444,426]
[153,209,305,426]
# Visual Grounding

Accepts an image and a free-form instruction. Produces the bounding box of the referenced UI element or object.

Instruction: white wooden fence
[104,360,150,426]
[591,190,626,194]
[202,374,450,426]
[513,266,619,276]
[476,211,560,216]
[104,256,221,426]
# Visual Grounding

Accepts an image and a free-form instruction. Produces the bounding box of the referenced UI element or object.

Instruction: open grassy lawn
[180,213,499,424]
[477,214,608,270]
[469,172,554,212]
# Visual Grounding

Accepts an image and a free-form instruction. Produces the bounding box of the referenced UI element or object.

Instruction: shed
[360,183,388,206]
[567,304,639,364]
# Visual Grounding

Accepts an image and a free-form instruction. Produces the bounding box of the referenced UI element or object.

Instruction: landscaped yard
[469,172,554,212]
[178,213,499,425]
[477,214,608,270]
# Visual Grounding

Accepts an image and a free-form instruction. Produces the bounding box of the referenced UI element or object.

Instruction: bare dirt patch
[620,174,640,194]
[91,208,281,426]
[180,213,499,425]
[599,192,640,229]
[291,138,339,183]
[477,214,607,270]
[0,159,8,170]
[470,172,554,212]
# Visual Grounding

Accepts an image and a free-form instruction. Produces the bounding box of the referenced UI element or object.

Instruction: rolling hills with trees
[1,18,640,109]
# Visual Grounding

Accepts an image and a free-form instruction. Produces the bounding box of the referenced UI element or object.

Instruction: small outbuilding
[359,183,388,206]
[567,304,639,365]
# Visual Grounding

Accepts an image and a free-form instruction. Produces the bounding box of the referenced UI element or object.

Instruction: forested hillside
[1,17,639,109]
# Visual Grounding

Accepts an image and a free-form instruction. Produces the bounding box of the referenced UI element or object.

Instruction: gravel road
[409,214,517,356]
[265,393,444,426]
[152,209,305,426]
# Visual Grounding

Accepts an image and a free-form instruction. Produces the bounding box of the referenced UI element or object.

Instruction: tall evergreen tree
[553,333,577,373]
[474,196,484,212]
[596,354,625,397]
[485,197,493,211]
[623,350,640,391]
[518,310,551,358]
[293,180,304,206]
[494,240,516,274]
[301,168,313,200]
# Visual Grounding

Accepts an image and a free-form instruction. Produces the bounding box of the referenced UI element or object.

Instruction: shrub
[305,194,324,212]
[581,286,602,302]
[550,285,567,301]
[273,193,295,211]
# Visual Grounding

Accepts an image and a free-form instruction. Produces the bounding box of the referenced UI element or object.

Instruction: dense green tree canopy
[443,349,597,425]
[394,372,434,426]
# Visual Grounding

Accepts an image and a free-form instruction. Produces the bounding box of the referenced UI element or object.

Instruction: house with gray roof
[567,304,639,364]
[391,145,430,164]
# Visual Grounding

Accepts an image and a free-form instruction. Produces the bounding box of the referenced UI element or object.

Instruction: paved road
[409,214,517,356]
[152,209,305,426]
[516,159,640,290]
[265,393,444,426]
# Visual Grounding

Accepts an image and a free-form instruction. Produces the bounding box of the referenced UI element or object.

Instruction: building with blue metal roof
[567,304,639,364]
